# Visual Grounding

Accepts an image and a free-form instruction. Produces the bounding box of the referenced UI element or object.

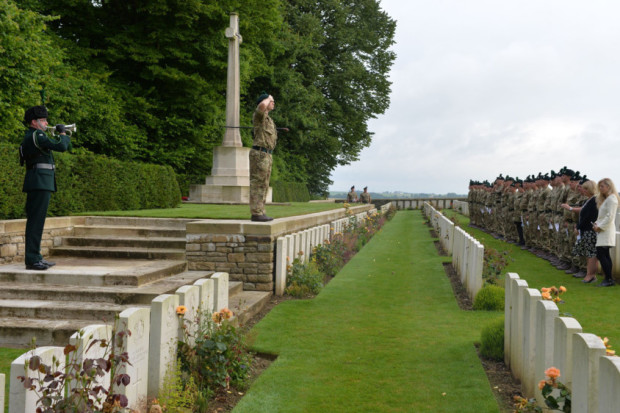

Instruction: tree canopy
[1,0,395,196]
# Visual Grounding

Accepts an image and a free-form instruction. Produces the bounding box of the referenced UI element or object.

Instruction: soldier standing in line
[359,186,371,204]
[535,173,551,254]
[250,92,278,222]
[21,105,71,270]
[346,186,358,203]
[564,172,584,274]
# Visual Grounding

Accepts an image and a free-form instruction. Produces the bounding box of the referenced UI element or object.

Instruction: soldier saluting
[20,105,71,270]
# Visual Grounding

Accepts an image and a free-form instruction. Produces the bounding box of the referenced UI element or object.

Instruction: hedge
[272,181,310,202]
[0,143,181,220]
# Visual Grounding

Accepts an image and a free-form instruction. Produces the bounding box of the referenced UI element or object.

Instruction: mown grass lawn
[75,202,344,219]
[1,347,27,413]
[235,210,501,412]
[443,209,620,349]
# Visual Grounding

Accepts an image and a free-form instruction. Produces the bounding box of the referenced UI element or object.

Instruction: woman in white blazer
[593,178,620,287]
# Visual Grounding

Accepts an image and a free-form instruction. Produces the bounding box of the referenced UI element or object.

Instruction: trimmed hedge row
[272,181,310,202]
[0,143,181,220]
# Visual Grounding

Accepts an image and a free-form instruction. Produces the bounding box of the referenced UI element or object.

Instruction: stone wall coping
[186,204,374,238]
[0,216,87,234]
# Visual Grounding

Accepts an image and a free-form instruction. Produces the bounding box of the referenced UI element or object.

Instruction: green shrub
[479,316,505,361]
[285,257,324,297]
[473,285,505,311]
[0,143,181,219]
[272,181,310,202]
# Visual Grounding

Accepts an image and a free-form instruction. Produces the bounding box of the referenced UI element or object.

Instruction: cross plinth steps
[0,216,271,347]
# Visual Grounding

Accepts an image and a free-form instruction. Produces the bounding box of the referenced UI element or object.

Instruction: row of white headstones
[3,272,229,413]
[423,203,484,300]
[506,273,620,412]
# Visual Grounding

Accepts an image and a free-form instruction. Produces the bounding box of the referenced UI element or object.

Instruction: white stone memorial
[188,13,271,203]
[522,288,541,398]
[534,300,559,405]
[148,294,180,399]
[176,285,200,343]
[598,356,620,413]
[553,317,582,391]
[0,373,5,413]
[212,272,229,311]
[572,333,605,413]
[10,347,64,413]
[69,324,113,406]
[194,278,215,314]
[116,307,150,411]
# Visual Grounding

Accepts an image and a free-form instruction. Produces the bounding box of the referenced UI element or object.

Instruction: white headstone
[194,277,215,314]
[10,347,64,413]
[176,285,201,342]
[598,356,620,413]
[553,317,582,391]
[116,307,151,411]
[572,333,606,413]
[534,299,559,406]
[0,373,5,413]
[148,294,180,399]
[275,237,287,296]
[510,279,529,381]
[69,324,113,407]
[212,272,229,311]
[521,288,541,398]
[504,272,520,367]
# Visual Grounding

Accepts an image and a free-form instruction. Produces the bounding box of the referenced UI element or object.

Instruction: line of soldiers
[467,167,589,276]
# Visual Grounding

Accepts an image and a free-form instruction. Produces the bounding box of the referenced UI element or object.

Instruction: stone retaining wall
[186,204,374,291]
[0,217,85,265]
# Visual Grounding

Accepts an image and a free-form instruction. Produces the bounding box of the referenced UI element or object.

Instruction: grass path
[234,210,502,412]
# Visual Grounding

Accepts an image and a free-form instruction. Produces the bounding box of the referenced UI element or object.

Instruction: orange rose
[538,380,547,390]
[541,287,551,293]
[542,292,551,300]
[176,305,187,316]
[559,286,567,293]
[545,367,560,379]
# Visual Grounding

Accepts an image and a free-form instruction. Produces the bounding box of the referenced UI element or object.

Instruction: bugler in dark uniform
[21,105,71,270]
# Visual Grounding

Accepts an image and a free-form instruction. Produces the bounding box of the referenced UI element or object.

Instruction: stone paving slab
[0,258,187,286]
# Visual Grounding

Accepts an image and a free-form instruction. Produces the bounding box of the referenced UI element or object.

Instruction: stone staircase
[0,217,272,348]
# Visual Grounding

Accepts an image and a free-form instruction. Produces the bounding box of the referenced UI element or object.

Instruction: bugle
[47,123,77,136]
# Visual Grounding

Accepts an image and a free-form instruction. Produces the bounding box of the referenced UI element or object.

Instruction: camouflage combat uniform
[250,107,277,216]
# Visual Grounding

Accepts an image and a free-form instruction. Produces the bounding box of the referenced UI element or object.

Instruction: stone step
[73,225,186,238]
[0,270,211,305]
[228,290,272,326]
[50,245,185,260]
[61,235,186,249]
[0,299,142,322]
[0,279,246,347]
[0,258,187,287]
[83,216,191,229]
[0,317,98,348]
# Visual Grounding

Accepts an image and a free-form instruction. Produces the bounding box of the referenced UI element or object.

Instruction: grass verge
[74,202,343,219]
[1,347,28,413]
[235,210,501,412]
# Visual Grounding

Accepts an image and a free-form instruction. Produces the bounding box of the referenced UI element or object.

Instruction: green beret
[256,91,270,105]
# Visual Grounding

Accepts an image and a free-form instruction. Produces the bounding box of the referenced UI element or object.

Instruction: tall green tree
[265,0,396,195]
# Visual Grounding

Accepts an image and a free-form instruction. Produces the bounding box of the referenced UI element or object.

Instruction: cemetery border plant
[17,319,132,412]
[513,367,571,412]
[176,307,253,409]
[287,206,396,296]
[483,247,512,285]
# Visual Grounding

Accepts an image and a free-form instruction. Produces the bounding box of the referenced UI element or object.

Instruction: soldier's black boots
[26,260,49,270]
[251,215,274,222]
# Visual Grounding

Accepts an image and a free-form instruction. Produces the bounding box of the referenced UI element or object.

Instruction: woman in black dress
[561,179,598,283]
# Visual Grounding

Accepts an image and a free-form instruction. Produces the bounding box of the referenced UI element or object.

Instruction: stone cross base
[189,146,272,204]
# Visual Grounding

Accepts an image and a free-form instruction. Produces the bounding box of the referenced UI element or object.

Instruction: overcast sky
[328,0,620,195]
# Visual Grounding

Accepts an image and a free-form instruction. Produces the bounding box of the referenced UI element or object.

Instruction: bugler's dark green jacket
[21,128,71,192]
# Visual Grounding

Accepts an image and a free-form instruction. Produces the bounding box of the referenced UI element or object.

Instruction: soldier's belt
[28,163,55,170]
[251,146,273,154]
